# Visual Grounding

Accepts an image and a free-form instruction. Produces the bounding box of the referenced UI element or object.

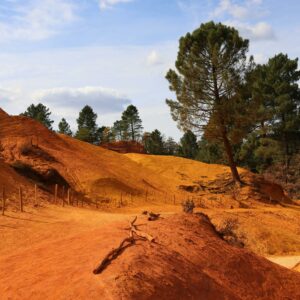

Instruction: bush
[219,217,239,236]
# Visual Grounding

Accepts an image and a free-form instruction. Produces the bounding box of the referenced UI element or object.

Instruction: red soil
[0,110,291,208]
[0,213,299,299]
[0,110,299,299]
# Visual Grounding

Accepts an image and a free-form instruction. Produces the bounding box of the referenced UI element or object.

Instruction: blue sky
[1,0,300,140]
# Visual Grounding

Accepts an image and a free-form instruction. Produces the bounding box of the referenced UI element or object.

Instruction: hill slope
[126,153,291,206]
[0,111,172,203]
[0,212,299,299]
[0,109,291,208]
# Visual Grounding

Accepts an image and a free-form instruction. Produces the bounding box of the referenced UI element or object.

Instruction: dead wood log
[93,216,154,275]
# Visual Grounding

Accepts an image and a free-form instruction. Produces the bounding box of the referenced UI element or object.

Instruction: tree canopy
[178,130,199,159]
[166,21,253,183]
[121,105,143,141]
[58,118,72,136]
[75,105,99,143]
[22,103,54,130]
[143,130,165,155]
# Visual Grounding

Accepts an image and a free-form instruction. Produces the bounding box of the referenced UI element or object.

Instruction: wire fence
[1,184,201,215]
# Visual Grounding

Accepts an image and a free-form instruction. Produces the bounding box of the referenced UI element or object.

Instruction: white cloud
[213,0,249,19]
[0,0,77,42]
[212,0,267,19]
[99,0,133,10]
[226,20,275,40]
[250,21,274,40]
[32,86,131,114]
[212,0,274,41]
[146,50,163,66]
[0,43,180,138]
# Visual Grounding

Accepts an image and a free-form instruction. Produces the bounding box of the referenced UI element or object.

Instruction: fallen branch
[93,237,134,274]
[93,216,154,274]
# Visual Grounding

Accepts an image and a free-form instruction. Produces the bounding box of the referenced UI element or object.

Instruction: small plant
[182,199,195,214]
[219,217,239,237]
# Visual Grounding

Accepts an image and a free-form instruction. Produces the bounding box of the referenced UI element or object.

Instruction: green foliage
[143,130,165,155]
[121,105,143,141]
[58,118,72,136]
[99,126,115,143]
[22,103,54,130]
[240,53,300,178]
[112,120,128,141]
[75,105,99,143]
[166,21,252,182]
[75,127,92,143]
[196,137,225,164]
[164,137,178,155]
[178,130,198,159]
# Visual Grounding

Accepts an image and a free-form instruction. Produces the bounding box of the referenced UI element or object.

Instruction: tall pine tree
[178,131,198,159]
[121,105,143,141]
[75,105,98,143]
[143,130,165,155]
[166,22,254,183]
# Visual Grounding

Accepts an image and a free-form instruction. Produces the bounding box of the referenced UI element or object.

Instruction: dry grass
[206,207,300,256]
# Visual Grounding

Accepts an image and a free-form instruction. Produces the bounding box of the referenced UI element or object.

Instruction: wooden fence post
[34,184,37,206]
[67,188,70,205]
[54,184,58,204]
[173,195,176,205]
[2,186,5,215]
[19,186,23,212]
[62,186,65,206]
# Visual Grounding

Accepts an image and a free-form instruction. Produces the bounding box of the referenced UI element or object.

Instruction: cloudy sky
[0,0,300,140]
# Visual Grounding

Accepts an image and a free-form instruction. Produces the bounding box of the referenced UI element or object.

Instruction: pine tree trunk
[221,129,241,184]
[211,65,241,184]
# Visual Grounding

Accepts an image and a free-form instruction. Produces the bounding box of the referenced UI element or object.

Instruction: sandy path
[0,204,181,299]
[0,206,136,299]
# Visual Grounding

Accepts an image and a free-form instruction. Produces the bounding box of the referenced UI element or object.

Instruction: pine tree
[121,105,143,141]
[164,137,178,155]
[178,131,198,159]
[58,118,72,136]
[241,54,300,178]
[22,103,54,130]
[196,137,225,164]
[265,54,300,179]
[75,105,98,143]
[98,126,114,143]
[112,120,128,141]
[166,22,253,183]
[143,130,165,155]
